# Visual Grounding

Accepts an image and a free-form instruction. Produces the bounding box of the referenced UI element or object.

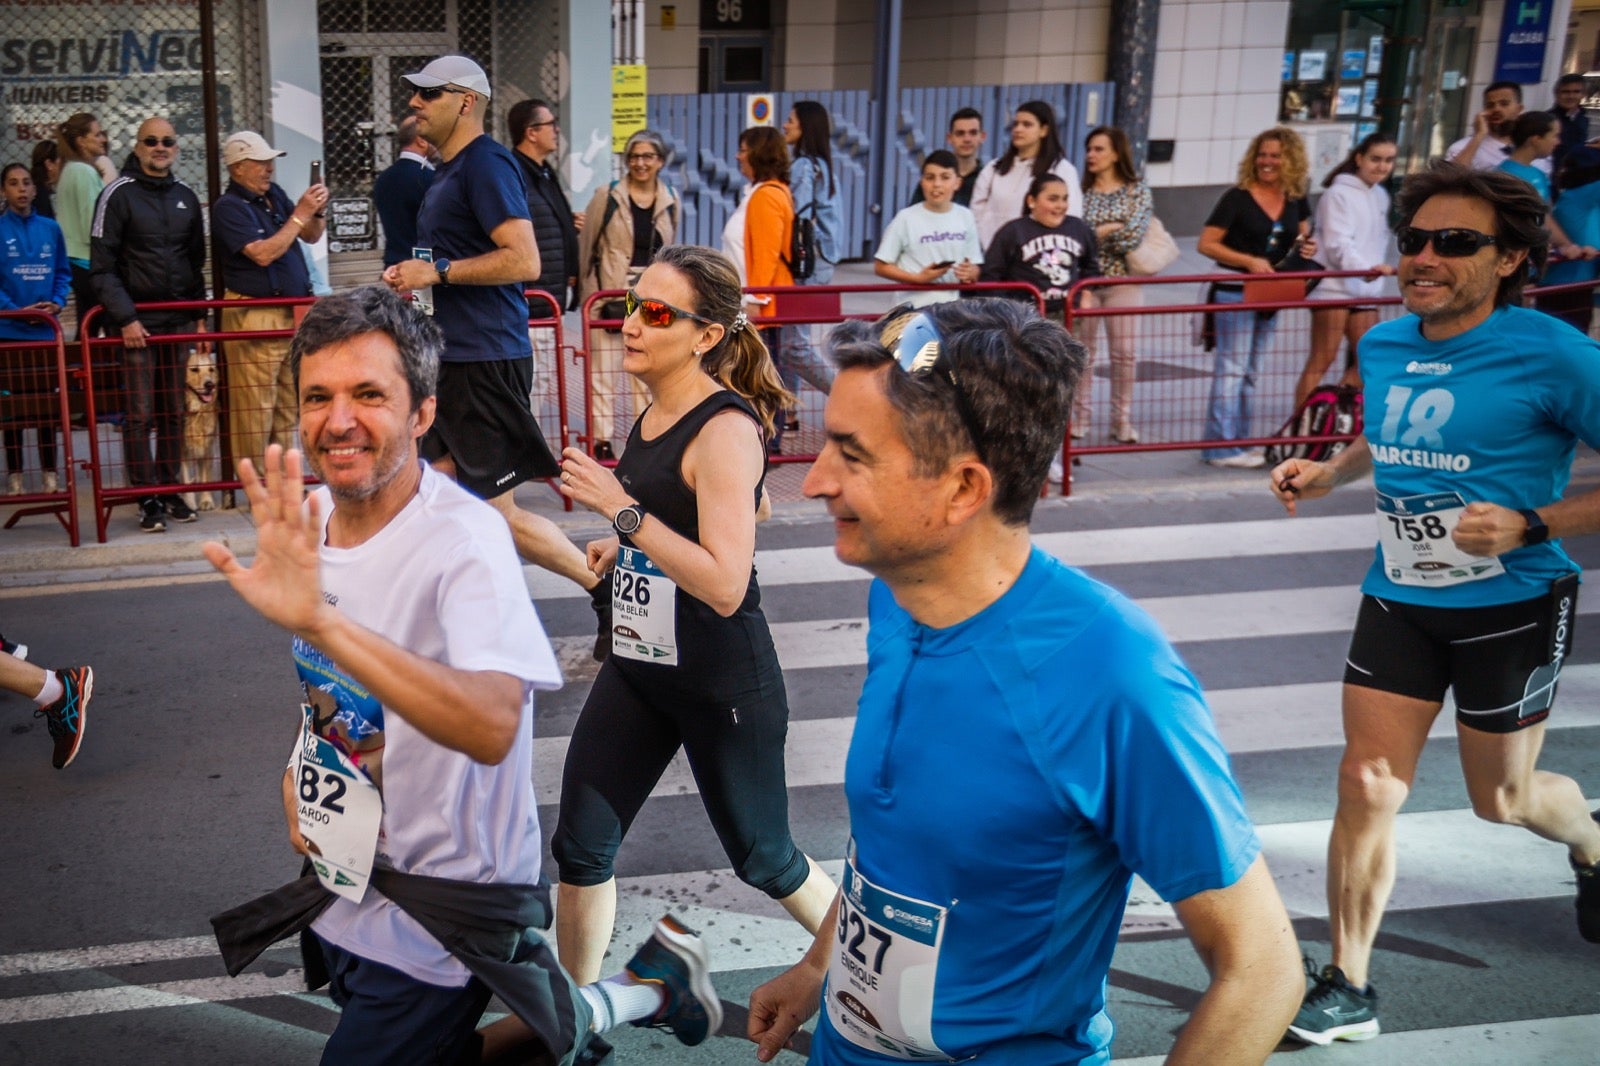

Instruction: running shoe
[589,579,612,663]
[1573,812,1600,944]
[139,497,166,533]
[161,494,198,523]
[624,915,722,1046]
[1206,451,1267,469]
[1285,957,1379,1045]
[36,665,91,769]
[0,633,27,660]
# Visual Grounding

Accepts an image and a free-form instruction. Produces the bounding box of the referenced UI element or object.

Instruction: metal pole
[1108,0,1160,170]
[869,0,903,257]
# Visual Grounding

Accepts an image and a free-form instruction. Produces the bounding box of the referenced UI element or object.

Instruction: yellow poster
[612,65,648,152]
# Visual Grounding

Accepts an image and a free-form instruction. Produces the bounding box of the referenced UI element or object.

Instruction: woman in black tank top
[545,244,838,989]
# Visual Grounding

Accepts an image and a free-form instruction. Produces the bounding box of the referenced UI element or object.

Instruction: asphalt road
[4,483,1599,1064]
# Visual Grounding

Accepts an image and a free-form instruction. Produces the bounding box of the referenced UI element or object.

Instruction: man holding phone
[213,130,328,480]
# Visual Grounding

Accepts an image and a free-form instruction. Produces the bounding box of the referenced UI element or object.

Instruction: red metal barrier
[575,281,1045,471]
[0,312,80,545]
[80,294,570,540]
[1058,270,1600,497]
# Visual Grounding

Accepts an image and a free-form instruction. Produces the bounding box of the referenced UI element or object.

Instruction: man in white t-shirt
[204,285,720,1063]
[1447,81,1550,176]
[875,151,983,307]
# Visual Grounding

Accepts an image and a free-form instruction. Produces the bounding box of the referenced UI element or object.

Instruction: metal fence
[647,80,1116,258]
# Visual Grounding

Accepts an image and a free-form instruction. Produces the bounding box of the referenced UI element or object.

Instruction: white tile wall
[1151,0,1290,188]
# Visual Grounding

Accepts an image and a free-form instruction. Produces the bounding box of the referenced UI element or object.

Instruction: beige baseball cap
[222,131,286,167]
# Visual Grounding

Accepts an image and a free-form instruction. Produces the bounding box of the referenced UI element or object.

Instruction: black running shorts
[420,356,559,498]
[1343,587,1576,734]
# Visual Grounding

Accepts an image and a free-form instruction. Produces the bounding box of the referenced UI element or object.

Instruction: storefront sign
[611,64,647,153]
[1340,51,1366,81]
[326,197,374,254]
[1493,0,1552,84]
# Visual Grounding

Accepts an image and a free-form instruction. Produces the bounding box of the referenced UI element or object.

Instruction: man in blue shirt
[372,115,435,269]
[749,300,1302,1065]
[381,55,607,648]
[213,130,328,482]
[1272,162,1600,1046]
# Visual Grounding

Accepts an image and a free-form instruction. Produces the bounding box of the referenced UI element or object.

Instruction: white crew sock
[34,671,63,707]
[579,973,666,1033]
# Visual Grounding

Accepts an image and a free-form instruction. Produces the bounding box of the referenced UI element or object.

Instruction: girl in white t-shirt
[970,100,1082,250]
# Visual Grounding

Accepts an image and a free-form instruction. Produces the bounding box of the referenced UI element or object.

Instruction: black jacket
[90,165,206,330]
[514,149,579,310]
[372,156,435,268]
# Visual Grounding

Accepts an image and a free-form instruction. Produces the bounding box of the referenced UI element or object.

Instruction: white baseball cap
[401,55,492,98]
[222,131,285,167]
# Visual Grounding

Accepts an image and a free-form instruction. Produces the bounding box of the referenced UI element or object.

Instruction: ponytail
[652,243,795,440]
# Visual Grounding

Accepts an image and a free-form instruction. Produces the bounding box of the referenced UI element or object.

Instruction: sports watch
[1518,508,1549,546]
[434,258,452,285]
[612,503,646,537]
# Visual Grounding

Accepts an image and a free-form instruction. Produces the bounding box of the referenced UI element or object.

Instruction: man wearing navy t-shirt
[383,56,606,639]
[749,301,1302,1065]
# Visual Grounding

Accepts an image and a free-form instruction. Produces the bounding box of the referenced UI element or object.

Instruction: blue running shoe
[624,915,722,1046]
[36,665,91,769]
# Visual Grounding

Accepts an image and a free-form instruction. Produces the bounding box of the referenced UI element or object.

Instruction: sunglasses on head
[890,312,988,462]
[141,136,177,148]
[1396,226,1498,258]
[415,85,466,102]
[625,289,711,328]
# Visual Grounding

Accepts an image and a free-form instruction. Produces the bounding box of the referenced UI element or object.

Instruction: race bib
[1376,491,1505,588]
[611,545,679,665]
[824,845,951,1061]
[294,704,383,903]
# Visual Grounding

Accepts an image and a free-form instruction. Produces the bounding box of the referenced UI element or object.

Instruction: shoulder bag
[1126,215,1179,276]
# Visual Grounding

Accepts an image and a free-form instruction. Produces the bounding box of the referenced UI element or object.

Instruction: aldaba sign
[1493,0,1552,85]
[0,0,241,178]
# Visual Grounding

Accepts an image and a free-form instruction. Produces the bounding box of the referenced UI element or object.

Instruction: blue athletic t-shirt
[814,548,1260,1065]
[414,134,533,363]
[1357,306,1600,607]
[1496,158,1551,203]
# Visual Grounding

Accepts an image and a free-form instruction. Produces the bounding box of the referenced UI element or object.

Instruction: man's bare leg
[1326,684,1441,989]
[1458,720,1600,865]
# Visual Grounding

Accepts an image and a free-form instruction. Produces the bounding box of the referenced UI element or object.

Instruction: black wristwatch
[1518,508,1549,546]
[612,503,645,536]
[434,258,452,285]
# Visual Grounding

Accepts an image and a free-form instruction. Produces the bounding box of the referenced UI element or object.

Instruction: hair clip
[729,310,749,335]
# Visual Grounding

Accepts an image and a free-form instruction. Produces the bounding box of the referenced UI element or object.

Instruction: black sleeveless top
[612,390,773,679]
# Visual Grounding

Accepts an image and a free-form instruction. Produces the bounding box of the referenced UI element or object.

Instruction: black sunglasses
[141,136,177,148]
[1396,226,1499,258]
[625,289,711,328]
[415,85,466,102]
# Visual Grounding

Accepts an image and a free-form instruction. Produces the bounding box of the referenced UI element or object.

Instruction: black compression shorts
[420,357,559,498]
[1343,583,1577,734]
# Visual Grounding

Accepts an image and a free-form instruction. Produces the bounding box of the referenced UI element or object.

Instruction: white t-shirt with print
[875,203,983,307]
[306,463,562,987]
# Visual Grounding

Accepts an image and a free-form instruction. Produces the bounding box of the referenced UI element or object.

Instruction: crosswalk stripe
[2,790,1591,1026]
[1115,1013,1600,1065]
[523,512,1382,601]
[531,665,1600,807]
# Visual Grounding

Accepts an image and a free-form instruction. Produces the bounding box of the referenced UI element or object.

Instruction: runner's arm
[749,894,838,1062]
[1165,855,1302,1065]
[383,217,539,291]
[1453,481,1600,557]
[1269,434,1371,516]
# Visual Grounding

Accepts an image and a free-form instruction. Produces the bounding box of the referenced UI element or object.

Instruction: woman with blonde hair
[539,242,833,1002]
[1196,127,1317,467]
[577,128,680,459]
[54,112,109,335]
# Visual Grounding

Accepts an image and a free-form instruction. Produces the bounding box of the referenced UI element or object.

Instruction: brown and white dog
[180,348,219,511]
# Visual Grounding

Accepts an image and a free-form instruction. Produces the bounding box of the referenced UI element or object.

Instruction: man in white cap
[212,130,328,483]
[382,55,610,655]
